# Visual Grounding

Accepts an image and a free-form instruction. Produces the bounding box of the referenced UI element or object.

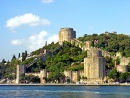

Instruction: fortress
[16,28,130,84]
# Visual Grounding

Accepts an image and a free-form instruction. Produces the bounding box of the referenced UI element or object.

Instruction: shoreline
[0,83,130,86]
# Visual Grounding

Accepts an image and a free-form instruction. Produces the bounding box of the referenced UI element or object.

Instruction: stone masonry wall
[120,57,130,66]
[64,70,81,82]
[117,65,128,73]
[84,48,106,79]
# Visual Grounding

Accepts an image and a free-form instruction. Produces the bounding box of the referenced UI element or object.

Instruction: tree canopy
[78,32,130,57]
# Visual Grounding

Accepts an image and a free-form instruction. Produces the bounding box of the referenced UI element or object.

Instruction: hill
[0,32,130,83]
[27,41,86,73]
[78,32,130,57]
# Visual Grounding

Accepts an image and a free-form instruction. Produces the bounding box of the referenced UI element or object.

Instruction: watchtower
[84,47,106,79]
[58,28,76,45]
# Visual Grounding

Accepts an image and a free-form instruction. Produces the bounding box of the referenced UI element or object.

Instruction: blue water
[0,85,130,98]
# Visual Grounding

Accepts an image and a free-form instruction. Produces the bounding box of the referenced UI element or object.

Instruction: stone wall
[120,57,130,66]
[64,70,72,80]
[25,69,47,83]
[116,52,122,58]
[64,70,84,82]
[20,65,26,74]
[101,50,111,57]
[79,70,84,78]
[72,71,79,82]
[84,78,104,84]
[117,65,128,73]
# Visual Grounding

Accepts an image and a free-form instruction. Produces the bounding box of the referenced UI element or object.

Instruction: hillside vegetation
[78,32,130,57]
[1,32,130,82]
[27,42,87,73]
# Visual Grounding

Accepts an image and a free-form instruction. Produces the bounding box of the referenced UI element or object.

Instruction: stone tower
[16,65,20,84]
[16,65,26,84]
[58,28,76,45]
[84,47,106,79]
[40,69,47,83]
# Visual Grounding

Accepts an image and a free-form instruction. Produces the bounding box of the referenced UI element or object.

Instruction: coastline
[0,83,130,86]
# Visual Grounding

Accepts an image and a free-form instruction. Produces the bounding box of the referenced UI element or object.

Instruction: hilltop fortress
[16,28,130,84]
[59,28,106,83]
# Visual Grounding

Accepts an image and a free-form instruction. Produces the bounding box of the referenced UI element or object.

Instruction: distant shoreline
[0,83,130,86]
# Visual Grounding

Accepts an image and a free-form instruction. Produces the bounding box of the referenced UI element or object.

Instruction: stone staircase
[26,45,62,68]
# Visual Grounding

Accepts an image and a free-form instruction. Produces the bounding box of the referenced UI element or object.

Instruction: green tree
[108,69,120,81]
[105,56,113,69]
[91,40,94,46]
[22,52,26,61]
[119,72,130,82]
[2,59,6,64]
[36,60,45,69]
[115,57,120,65]
[11,55,16,62]
[18,53,20,58]
[48,71,65,83]
[20,73,25,82]
[25,50,27,58]
[25,75,40,83]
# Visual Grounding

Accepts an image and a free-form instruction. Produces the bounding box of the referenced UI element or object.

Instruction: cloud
[42,0,54,3]
[6,13,50,29]
[28,31,48,51]
[11,30,58,52]
[47,34,58,43]
[11,39,24,45]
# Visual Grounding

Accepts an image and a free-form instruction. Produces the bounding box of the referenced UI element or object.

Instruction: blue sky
[0,0,130,61]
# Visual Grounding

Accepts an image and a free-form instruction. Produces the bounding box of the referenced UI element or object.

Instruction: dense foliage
[26,42,86,82]
[108,69,120,80]
[0,59,21,80]
[45,42,86,72]
[108,69,130,82]
[78,32,130,56]
[20,73,40,83]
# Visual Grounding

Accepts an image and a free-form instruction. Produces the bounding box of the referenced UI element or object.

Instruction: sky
[0,0,130,61]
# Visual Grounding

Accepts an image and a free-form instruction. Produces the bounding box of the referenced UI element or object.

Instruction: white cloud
[28,31,48,51]
[6,13,50,29]
[11,30,58,52]
[42,0,54,3]
[11,40,24,45]
[47,34,58,43]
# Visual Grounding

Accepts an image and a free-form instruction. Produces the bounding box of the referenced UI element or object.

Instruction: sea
[0,85,130,98]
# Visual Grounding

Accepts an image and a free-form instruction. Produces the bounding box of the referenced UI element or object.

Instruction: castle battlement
[87,47,102,57]
[60,28,74,31]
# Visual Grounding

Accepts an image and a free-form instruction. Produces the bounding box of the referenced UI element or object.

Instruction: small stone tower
[58,28,76,45]
[40,69,47,83]
[16,65,26,84]
[16,65,20,84]
[84,47,106,79]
